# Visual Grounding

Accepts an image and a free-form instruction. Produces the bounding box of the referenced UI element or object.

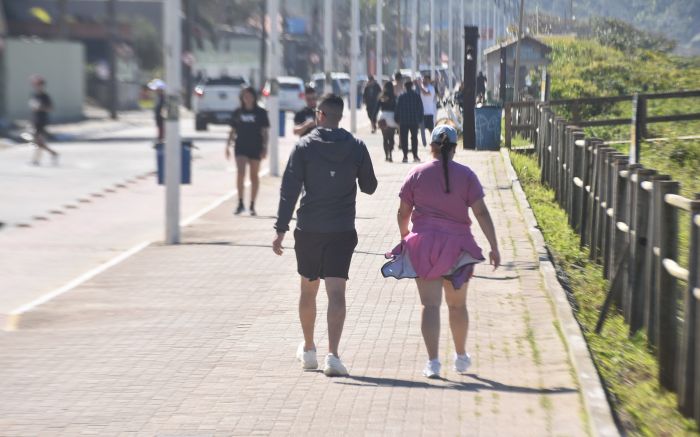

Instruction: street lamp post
[324,0,333,94]
[350,0,359,133]
[267,0,280,176]
[429,0,434,79]
[448,0,453,91]
[376,0,383,81]
[163,0,181,244]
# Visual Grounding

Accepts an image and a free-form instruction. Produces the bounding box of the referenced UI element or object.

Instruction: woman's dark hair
[239,86,257,109]
[438,133,456,193]
[379,81,395,103]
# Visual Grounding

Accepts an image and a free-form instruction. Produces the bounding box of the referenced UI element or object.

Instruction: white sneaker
[296,342,318,370]
[454,353,472,373]
[423,359,442,379]
[323,354,348,377]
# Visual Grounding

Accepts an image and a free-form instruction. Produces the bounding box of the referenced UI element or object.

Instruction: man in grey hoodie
[272,94,377,376]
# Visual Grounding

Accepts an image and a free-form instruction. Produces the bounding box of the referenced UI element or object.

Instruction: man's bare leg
[324,277,347,357]
[300,277,320,351]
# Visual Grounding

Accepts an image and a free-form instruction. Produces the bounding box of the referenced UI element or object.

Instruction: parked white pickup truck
[193,76,247,131]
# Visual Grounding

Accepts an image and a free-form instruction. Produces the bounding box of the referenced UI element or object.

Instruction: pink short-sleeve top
[397,159,485,279]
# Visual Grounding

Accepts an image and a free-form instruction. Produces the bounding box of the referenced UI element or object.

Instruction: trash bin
[155,140,192,185]
[475,106,502,151]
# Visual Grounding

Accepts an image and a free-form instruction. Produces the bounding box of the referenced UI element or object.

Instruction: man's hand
[272,232,285,255]
[489,248,501,270]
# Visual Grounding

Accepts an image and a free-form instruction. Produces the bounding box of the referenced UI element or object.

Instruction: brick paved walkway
[0,126,589,436]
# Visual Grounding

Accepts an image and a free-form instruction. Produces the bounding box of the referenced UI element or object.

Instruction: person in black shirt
[377,81,398,162]
[29,76,59,166]
[362,75,382,133]
[293,86,317,137]
[226,86,270,216]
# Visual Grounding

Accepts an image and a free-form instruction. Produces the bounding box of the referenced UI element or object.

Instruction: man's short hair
[368,74,375,81]
[318,94,344,123]
[423,74,431,80]
[404,81,414,91]
[305,85,316,95]
[394,71,402,80]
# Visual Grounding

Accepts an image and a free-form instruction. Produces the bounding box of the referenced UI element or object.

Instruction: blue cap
[431,124,458,145]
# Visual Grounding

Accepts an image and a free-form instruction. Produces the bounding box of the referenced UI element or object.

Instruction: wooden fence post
[505,103,512,149]
[609,158,630,307]
[679,196,700,417]
[643,174,672,345]
[630,94,644,165]
[691,201,700,424]
[628,169,657,334]
[655,181,680,391]
[602,152,626,279]
[570,131,586,233]
[581,139,599,250]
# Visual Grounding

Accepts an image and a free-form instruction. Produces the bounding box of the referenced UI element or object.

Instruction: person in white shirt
[418,74,437,147]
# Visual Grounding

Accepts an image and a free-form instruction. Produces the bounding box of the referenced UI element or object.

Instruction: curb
[500,148,620,437]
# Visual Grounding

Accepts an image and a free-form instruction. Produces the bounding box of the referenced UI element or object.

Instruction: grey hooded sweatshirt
[274,127,377,233]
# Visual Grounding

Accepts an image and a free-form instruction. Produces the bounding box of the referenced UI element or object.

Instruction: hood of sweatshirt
[303,127,357,163]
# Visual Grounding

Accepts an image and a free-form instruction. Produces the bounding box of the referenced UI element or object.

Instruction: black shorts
[294,229,358,281]
[235,145,263,160]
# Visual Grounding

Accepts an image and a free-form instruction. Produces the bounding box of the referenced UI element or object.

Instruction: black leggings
[399,124,419,159]
[381,127,396,158]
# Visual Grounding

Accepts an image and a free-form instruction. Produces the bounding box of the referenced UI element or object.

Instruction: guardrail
[506,96,700,423]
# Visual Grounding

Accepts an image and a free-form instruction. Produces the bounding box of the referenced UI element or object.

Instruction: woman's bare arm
[471,198,501,269]
[397,200,413,239]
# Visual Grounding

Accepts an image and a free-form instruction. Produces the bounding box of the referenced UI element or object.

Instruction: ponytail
[439,133,452,193]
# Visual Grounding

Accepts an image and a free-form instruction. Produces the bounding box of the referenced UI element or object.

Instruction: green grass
[510,151,699,437]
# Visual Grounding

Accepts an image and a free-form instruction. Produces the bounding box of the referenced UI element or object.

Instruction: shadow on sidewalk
[335,374,577,395]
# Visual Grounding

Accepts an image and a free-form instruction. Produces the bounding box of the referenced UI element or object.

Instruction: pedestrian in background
[226,86,270,216]
[384,125,500,378]
[395,81,423,163]
[377,81,398,162]
[29,76,59,166]
[148,79,166,143]
[273,94,377,377]
[362,75,382,133]
[476,71,487,104]
[418,74,437,147]
[293,86,318,137]
[392,71,405,98]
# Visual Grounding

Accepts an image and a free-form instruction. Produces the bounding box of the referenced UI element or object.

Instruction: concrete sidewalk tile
[0,126,591,435]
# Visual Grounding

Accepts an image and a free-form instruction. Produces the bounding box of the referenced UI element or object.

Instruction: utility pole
[448,0,453,90]
[183,0,193,109]
[397,0,402,68]
[163,0,181,244]
[57,0,68,39]
[107,0,118,120]
[376,0,383,80]
[350,0,359,133]
[411,0,418,73]
[513,0,525,101]
[259,1,267,88]
[430,0,434,79]
[460,0,465,81]
[324,0,333,93]
[267,0,280,176]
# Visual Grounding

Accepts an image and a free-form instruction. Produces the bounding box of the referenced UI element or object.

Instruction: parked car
[193,76,247,131]
[310,72,351,97]
[261,76,306,112]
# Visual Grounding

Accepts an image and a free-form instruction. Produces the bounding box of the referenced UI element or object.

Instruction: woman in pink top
[393,125,500,378]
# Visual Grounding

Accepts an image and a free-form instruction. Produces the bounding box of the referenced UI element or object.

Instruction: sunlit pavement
[0,111,588,435]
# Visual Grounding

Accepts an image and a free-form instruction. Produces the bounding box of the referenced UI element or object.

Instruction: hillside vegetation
[542,34,700,197]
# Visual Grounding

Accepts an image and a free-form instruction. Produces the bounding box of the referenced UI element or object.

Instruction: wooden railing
[505,95,700,423]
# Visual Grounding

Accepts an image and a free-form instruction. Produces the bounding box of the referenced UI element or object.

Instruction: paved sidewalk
[0,126,589,436]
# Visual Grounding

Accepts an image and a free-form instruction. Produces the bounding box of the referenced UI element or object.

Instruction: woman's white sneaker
[422,359,442,379]
[454,353,472,373]
[323,354,348,377]
[296,342,318,370]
